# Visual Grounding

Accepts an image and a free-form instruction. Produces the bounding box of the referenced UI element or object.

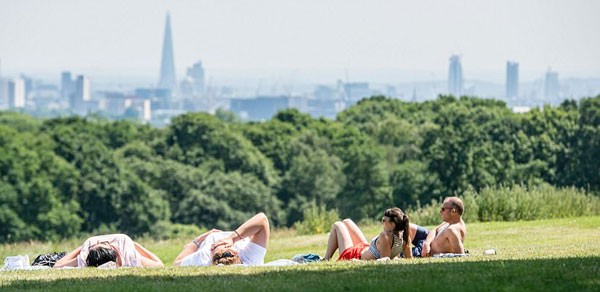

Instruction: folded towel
[432,253,469,258]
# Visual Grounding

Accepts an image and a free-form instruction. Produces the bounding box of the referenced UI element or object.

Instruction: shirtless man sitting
[422,196,467,256]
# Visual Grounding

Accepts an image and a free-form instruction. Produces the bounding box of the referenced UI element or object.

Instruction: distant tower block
[506,61,519,99]
[544,69,560,101]
[448,55,464,97]
[157,12,177,95]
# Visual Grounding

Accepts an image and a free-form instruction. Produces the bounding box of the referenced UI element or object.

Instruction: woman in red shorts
[323,207,413,261]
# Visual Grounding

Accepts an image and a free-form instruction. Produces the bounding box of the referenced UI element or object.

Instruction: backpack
[31,252,67,267]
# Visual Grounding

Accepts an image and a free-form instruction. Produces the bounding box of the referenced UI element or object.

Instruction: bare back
[430,219,466,254]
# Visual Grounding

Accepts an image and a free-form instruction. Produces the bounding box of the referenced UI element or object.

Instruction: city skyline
[1,0,600,84]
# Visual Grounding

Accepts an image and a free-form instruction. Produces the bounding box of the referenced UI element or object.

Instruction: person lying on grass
[173,212,270,266]
[53,234,164,268]
[323,207,421,261]
[421,196,467,257]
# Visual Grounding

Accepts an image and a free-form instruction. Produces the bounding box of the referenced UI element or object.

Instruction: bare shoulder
[436,222,450,232]
[378,231,393,243]
[448,223,465,240]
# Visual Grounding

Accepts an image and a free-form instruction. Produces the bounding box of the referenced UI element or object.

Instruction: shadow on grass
[1,256,599,291]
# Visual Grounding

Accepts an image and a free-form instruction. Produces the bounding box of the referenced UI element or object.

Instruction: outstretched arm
[53,246,82,268]
[134,242,164,267]
[212,213,270,251]
[173,229,221,266]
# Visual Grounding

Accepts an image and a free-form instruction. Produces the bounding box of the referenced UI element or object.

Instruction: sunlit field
[1,216,599,291]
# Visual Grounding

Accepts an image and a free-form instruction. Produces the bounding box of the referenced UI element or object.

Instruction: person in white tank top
[173,213,270,266]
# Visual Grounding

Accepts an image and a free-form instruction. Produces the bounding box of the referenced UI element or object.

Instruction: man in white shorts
[173,213,270,266]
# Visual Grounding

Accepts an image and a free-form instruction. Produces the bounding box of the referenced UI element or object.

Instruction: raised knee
[342,218,354,225]
[332,221,344,230]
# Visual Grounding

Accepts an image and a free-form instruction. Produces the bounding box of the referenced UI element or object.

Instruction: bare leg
[343,219,369,245]
[324,221,354,260]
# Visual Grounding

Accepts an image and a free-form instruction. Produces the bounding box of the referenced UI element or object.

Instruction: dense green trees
[1,95,600,242]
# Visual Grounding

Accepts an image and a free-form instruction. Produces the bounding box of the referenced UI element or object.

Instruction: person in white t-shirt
[53,234,164,268]
[173,213,270,266]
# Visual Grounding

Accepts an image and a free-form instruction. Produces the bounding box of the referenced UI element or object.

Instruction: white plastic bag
[2,255,30,271]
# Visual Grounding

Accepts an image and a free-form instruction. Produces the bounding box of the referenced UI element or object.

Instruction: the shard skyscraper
[158,13,177,94]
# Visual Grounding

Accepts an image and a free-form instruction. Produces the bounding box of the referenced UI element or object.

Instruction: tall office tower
[0,58,5,105]
[448,55,464,97]
[75,75,91,101]
[8,78,25,108]
[544,69,559,101]
[157,13,177,94]
[506,61,519,99]
[186,61,205,97]
[61,71,74,99]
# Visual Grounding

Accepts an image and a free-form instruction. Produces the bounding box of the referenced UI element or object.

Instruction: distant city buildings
[545,69,560,101]
[230,95,293,121]
[506,61,519,99]
[157,13,177,96]
[448,55,464,97]
[343,82,374,104]
[2,13,599,124]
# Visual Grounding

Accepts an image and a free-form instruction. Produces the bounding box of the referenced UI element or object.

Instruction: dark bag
[31,251,67,267]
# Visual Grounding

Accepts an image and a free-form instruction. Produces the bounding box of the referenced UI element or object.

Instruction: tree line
[1,94,599,242]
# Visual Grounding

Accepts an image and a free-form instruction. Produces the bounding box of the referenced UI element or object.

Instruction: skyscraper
[544,69,559,101]
[8,78,25,108]
[0,58,5,106]
[61,71,74,100]
[75,75,91,101]
[506,61,519,99]
[157,13,177,94]
[186,61,205,97]
[448,55,464,97]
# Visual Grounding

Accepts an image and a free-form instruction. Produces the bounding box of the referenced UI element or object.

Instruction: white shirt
[181,232,266,266]
[77,234,141,267]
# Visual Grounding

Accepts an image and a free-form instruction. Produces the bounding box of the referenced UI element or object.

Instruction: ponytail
[402,214,410,246]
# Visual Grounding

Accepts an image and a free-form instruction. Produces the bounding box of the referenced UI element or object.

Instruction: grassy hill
[1,216,599,291]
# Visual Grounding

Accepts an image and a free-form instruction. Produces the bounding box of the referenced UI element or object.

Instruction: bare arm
[212,213,270,250]
[173,229,221,266]
[422,222,447,257]
[53,246,82,268]
[446,227,465,254]
[134,242,164,268]
[403,230,413,259]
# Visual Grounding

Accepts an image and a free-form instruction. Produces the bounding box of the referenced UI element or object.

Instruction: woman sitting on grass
[173,212,270,266]
[53,234,164,268]
[324,207,420,261]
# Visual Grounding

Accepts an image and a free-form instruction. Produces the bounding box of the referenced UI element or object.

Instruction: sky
[1,0,599,83]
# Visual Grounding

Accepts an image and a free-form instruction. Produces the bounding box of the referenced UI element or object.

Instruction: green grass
[1,217,599,291]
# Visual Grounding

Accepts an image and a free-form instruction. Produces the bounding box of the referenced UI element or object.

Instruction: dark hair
[445,196,464,215]
[86,246,117,267]
[212,248,241,265]
[384,207,410,246]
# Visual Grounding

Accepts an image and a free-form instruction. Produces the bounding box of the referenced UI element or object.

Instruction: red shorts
[338,243,368,261]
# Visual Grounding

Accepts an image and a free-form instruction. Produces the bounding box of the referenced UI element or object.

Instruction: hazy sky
[1,0,599,81]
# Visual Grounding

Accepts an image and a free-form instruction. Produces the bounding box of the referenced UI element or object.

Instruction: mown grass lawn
[1,216,599,291]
